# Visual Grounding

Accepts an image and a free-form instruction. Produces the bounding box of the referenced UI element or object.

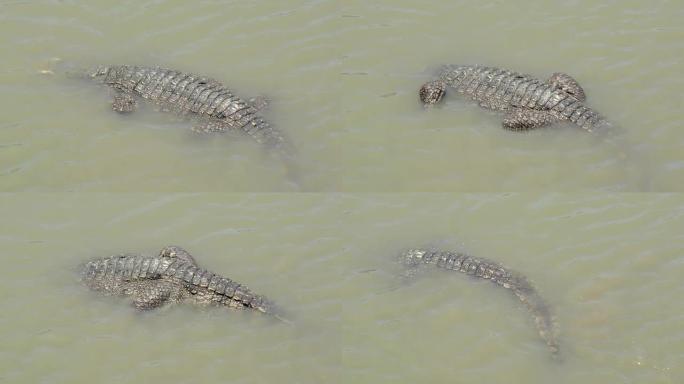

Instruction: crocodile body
[420,65,609,132]
[80,65,289,150]
[400,248,559,357]
[79,246,275,315]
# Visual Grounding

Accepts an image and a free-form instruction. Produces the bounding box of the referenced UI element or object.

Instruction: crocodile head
[419,80,446,105]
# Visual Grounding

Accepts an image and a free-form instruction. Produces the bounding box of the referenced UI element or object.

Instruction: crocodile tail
[511,280,560,359]
[246,119,302,188]
[567,104,611,133]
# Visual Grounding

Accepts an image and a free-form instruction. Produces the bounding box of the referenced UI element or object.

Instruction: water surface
[1,0,682,191]
[0,194,681,382]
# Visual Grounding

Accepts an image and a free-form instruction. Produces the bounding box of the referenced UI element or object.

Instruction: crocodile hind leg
[131,281,173,310]
[548,73,586,101]
[112,92,137,113]
[502,108,558,131]
[191,120,236,134]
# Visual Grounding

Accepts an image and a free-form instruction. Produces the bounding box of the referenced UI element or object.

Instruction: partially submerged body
[420,65,609,133]
[79,246,278,317]
[400,248,560,358]
[79,65,291,150]
[52,62,301,186]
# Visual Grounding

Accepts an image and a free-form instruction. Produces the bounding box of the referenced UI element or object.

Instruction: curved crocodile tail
[401,249,560,359]
[509,279,560,358]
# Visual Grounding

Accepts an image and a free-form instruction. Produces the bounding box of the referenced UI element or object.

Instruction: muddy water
[0,1,682,383]
[1,0,682,191]
[0,194,682,383]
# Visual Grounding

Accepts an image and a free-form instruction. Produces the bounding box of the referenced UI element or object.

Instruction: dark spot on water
[1,166,22,175]
[0,143,23,149]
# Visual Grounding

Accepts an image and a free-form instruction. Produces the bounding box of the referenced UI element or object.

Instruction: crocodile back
[156,258,272,313]
[438,65,610,132]
[99,65,288,149]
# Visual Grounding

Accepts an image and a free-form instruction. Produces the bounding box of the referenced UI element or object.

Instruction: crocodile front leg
[112,92,137,113]
[131,281,173,310]
[502,108,558,131]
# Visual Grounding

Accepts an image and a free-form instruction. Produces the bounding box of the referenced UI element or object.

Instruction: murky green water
[1,1,683,383]
[0,194,682,383]
[1,0,682,191]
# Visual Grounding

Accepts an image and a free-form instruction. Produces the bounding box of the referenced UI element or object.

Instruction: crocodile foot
[112,93,137,113]
[502,108,558,131]
[132,281,173,310]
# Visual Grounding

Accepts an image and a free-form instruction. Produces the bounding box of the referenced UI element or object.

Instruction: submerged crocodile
[67,64,290,150]
[400,248,559,358]
[420,65,609,132]
[80,246,278,317]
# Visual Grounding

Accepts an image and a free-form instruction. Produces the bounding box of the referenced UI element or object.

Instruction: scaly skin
[400,248,560,358]
[83,65,290,150]
[79,246,275,315]
[420,65,609,133]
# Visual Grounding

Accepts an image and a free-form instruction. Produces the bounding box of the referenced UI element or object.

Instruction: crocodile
[79,246,278,317]
[66,64,290,151]
[400,248,560,358]
[420,64,610,133]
